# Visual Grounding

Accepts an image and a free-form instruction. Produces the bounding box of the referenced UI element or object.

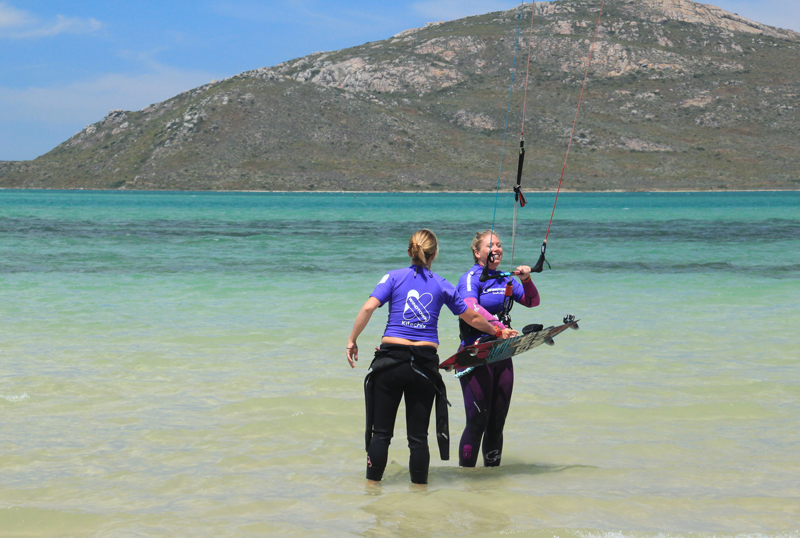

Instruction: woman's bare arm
[346,297,381,368]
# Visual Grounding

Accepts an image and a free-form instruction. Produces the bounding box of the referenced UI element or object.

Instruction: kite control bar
[478,240,550,282]
[479,268,522,283]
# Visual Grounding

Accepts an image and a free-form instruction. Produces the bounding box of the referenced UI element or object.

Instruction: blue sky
[1,0,798,161]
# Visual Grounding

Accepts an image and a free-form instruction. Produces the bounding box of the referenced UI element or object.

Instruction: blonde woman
[456,230,540,467]
[347,229,516,484]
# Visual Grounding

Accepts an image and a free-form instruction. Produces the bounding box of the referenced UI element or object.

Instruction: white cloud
[18,14,104,38]
[411,0,517,22]
[0,64,217,127]
[0,2,103,38]
[0,2,32,27]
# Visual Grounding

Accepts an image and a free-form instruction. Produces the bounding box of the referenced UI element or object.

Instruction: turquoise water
[1,190,799,537]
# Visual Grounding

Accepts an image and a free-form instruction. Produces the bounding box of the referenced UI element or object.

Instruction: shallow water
[1,190,799,537]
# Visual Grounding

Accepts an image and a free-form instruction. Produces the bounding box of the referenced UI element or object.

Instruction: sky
[1,0,798,161]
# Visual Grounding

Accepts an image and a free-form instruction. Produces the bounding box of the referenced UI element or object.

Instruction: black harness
[461,259,517,343]
[363,344,451,460]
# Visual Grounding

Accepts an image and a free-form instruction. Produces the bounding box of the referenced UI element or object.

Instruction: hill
[1,0,798,191]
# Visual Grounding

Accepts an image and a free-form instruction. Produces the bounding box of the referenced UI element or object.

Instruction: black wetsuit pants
[366,362,437,484]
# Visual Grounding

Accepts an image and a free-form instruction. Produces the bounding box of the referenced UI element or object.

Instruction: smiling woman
[346,228,516,484]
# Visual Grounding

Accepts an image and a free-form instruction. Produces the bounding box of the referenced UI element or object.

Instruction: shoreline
[2,187,799,194]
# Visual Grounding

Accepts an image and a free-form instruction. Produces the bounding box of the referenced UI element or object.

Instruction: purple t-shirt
[458,264,527,315]
[371,265,467,344]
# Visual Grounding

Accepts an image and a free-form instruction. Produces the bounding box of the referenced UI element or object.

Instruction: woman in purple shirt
[347,229,516,484]
[456,230,541,468]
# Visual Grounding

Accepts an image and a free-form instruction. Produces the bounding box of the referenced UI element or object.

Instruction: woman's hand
[497,328,518,339]
[516,265,532,281]
[347,297,381,369]
[346,341,358,368]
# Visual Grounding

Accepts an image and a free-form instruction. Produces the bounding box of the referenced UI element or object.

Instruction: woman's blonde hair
[471,230,500,263]
[408,229,438,267]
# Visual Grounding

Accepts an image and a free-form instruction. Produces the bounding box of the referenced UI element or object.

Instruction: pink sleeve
[518,278,540,308]
[464,297,506,330]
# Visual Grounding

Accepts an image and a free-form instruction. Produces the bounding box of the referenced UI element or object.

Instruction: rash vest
[458,263,527,316]
[371,265,467,345]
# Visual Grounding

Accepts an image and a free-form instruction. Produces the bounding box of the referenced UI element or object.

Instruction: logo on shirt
[403,290,432,323]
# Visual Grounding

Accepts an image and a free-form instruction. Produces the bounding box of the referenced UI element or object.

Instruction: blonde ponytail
[408,229,438,268]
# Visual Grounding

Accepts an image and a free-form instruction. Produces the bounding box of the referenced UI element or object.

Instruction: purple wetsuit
[365,265,467,483]
[456,264,539,467]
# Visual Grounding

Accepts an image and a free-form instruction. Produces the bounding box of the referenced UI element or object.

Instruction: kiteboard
[439,316,579,371]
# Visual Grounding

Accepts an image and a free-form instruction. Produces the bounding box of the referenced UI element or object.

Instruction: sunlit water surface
[1,190,799,537]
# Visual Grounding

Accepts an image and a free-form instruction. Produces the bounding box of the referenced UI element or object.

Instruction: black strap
[363,344,450,460]
[498,290,514,328]
[531,240,550,273]
[514,137,527,208]
[479,250,495,283]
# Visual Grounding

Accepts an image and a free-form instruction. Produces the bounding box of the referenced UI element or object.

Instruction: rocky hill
[1,0,798,191]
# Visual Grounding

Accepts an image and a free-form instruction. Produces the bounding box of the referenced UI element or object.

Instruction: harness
[363,344,451,460]
[458,266,516,346]
[475,251,518,329]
